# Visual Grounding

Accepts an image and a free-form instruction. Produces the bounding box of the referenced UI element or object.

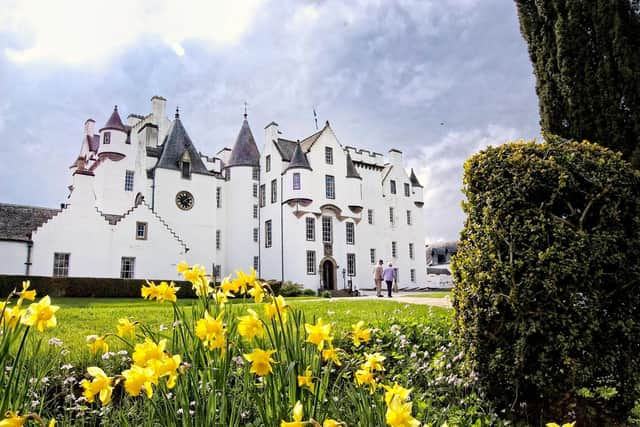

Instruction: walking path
[332,291,453,308]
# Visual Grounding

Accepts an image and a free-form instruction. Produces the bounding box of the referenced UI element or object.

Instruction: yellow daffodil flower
[383,383,412,405]
[176,260,189,273]
[297,367,314,392]
[323,420,341,427]
[87,335,108,356]
[80,367,113,405]
[351,320,371,347]
[153,353,182,389]
[305,318,332,350]
[248,281,265,303]
[385,396,419,427]
[2,304,24,330]
[238,309,264,340]
[355,368,377,393]
[122,365,157,398]
[0,411,25,427]
[265,295,288,323]
[546,423,576,427]
[195,311,226,351]
[116,318,136,338]
[132,338,167,367]
[17,281,36,304]
[322,345,342,366]
[20,295,59,332]
[244,348,277,376]
[363,352,385,372]
[280,400,304,427]
[142,281,179,302]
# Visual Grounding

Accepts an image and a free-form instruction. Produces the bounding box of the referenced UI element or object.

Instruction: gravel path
[331,292,453,308]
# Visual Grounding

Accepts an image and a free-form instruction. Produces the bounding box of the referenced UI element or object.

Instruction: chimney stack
[151,95,167,123]
[84,118,96,135]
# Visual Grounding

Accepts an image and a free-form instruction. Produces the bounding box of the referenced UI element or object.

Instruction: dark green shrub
[321,290,331,298]
[451,136,640,423]
[302,289,316,296]
[279,281,304,297]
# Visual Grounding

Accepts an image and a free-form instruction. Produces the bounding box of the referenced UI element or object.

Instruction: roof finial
[175,106,180,119]
[243,101,248,120]
[114,105,118,111]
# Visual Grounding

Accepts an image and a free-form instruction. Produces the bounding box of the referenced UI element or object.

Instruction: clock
[176,191,194,210]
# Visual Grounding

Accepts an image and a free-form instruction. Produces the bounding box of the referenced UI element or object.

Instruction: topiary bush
[451,135,640,424]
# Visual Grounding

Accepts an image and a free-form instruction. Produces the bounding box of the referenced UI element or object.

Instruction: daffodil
[248,281,265,303]
[323,420,342,427]
[87,335,108,356]
[17,281,36,304]
[141,281,179,303]
[238,309,264,340]
[280,400,304,427]
[322,345,342,366]
[0,411,25,427]
[351,320,371,347]
[265,295,288,322]
[20,295,59,332]
[546,423,576,427]
[220,275,239,294]
[176,260,189,273]
[244,348,277,376]
[297,367,314,392]
[132,338,166,367]
[385,396,419,427]
[122,364,157,398]
[195,311,226,351]
[80,366,113,405]
[363,352,385,372]
[153,353,182,389]
[116,318,136,338]
[355,368,377,393]
[383,383,412,405]
[305,318,332,350]
[1,304,24,330]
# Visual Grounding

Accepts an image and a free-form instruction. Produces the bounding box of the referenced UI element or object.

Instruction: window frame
[407,210,412,225]
[53,252,70,278]
[259,184,266,207]
[410,268,416,282]
[390,180,396,194]
[370,248,376,265]
[253,227,259,242]
[325,147,333,164]
[103,131,111,144]
[216,230,221,250]
[346,222,355,245]
[136,222,148,240]
[404,183,411,197]
[392,241,397,258]
[409,243,414,259]
[253,183,258,198]
[389,207,394,225]
[253,204,258,219]
[293,172,301,190]
[216,187,222,209]
[270,179,277,204]
[322,216,332,243]
[253,256,259,271]
[347,253,356,277]
[325,175,335,199]
[367,209,374,225]
[124,170,135,192]
[266,155,271,172]
[265,220,272,248]
[306,250,316,275]
[252,166,260,181]
[120,257,135,279]
[306,217,315,241]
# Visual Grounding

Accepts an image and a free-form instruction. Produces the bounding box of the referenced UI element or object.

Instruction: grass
[37,297,451,364]
[408,291,452,298]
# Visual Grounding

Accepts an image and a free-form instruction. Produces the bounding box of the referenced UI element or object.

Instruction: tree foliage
[451,136,640,423]
[515,0,640,167]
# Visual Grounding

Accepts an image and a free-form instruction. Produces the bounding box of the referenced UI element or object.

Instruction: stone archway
[319,257,337,290]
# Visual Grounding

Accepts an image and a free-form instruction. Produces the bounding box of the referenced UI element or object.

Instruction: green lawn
[408,291,452,298]
[39,297,451,364]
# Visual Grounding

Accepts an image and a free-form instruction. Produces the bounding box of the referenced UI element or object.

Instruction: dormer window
[180,151,191,179]
[293,173,301,190]
[103,132,111,144]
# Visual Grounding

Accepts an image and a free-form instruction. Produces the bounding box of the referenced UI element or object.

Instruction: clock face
[176,191,194,210]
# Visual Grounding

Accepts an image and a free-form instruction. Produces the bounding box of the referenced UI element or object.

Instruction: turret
[282,140,313,206]
[98,105,128,153]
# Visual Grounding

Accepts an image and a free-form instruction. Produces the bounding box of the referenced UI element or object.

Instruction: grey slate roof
[227,119,260,168]
[153,114,210,175]
[274,138,298,161]
[0,204,60,242]
[345,152,362,179]
[100,106,127,132]
[409,168,423,188]
[284,141,312,172]
[88,134,100,152]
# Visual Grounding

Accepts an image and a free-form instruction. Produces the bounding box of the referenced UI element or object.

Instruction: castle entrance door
[321,258,336,290]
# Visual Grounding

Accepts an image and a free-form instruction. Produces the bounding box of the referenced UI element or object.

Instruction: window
[404,183,411,197]
[216,230,221,250]
[136,222,147,240]
[346,222,355,245]
[259,184,266,207]
[124,170,134,192]
[407,210,412,225]
[253,204,258,219]
[293,173,301,190]
[392,241,397,258]
[253,227,259,242]
[181,161,191,179]
[409,243,414,259]
[306,251,316,274]
[410,269,416,282]
[216,187,222,208]
[347,253,356,276]
[253,183,258,198]
[367,209,374,225]
[322,216,332,243]
[271,179,277,203]
[252,166,260,181]
[53,253,70,277]
[325,147,333,164]
[253,256,259,271]
[306,217,315,241]
[265,220,272,248]
[120,257,135,279]
[266,155,271,172]
[370,248,376,264]
[389,207,394,225]
[390,180,396,194]
[325,175,335,199]
[103,131,111,144]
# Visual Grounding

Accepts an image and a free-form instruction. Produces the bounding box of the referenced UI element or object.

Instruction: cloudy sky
[0,0,540,242]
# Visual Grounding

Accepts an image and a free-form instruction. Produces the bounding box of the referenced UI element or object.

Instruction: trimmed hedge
[451,135,640,423]
[0,275,197,298]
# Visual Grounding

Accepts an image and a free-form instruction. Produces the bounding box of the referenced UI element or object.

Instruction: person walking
[373,260,384,297]
[382,262,396,298]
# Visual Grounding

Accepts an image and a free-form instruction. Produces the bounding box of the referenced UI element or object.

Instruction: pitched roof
[345,152,362,179]
[100,105,127,132]
[284,141,312,172]
[226,118,260,168]
[154,114,210,175]
[300,127,324,152]
[0,203,60,242]
[274,138,298,161]
[88,134,100,152]
[409,168,423,188]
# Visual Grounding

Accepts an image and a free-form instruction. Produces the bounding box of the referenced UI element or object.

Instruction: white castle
[0,96,427,291]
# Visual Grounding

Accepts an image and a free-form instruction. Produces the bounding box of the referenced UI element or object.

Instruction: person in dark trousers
[382,262,396,297]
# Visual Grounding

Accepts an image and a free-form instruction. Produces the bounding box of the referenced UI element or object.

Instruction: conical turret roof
[154,112,209,175]
[227,118,260,168]
[284,140,312,172]
[409,168,423,188]
[100,105,126,132]
[345,152,361,179]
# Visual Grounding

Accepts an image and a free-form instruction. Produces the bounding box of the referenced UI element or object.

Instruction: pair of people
[373,260,396,298]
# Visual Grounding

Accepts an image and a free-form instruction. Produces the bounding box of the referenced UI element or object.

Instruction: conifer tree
[515,0,640,167]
